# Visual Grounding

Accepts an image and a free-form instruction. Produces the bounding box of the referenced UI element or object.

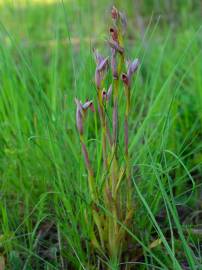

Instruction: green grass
[0,0,202,269]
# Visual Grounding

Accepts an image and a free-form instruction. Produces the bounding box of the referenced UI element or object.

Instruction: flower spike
[75,7,141,263]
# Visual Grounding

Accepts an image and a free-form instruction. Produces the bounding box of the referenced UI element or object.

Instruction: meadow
[0,0,202,269]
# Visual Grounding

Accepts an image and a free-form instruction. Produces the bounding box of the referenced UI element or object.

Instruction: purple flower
[127,59,139,79]
[121,58,140,88]
[93,49,109,89]
[75,98,94,135]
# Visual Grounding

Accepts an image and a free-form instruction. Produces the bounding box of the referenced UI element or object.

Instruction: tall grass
[0,1,202,269]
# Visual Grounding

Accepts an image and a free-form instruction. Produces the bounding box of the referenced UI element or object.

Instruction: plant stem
[97,89,108,169]
[80,135,106,253]
[80,135,96,200]
[124,86,132,210]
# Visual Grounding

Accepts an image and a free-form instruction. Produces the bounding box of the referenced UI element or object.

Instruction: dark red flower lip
[109,27,118,41]
[121,73,129,86]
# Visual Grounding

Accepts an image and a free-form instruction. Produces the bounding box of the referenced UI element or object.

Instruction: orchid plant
[75,6,140,268]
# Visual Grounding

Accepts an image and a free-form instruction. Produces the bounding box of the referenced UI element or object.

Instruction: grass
[0,0,202,269]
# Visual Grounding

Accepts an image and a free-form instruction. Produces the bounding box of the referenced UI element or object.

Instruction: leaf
[149,238,162,249]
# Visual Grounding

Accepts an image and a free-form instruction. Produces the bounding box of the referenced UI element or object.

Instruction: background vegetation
[0,0,202,269]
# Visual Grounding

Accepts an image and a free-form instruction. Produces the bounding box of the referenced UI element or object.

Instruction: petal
[95,69,102,89]
[97,57,109,72]
[107,84,113,100]
[108,40,124,54]
[130,58,140,73]
[127,58,140,81]
[126,59,131,70]
[93,48,104,65]
[76,111,83,134]
[119,12,127,33]
[75,98,83,134]
[75,98,83,114]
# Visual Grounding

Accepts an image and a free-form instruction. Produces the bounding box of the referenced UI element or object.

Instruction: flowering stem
[97,89,108,169]
[111,78,119,200]
[80,135,96,200]
[124,86,132,210]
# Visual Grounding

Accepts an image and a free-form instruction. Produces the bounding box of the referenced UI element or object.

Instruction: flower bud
[107,84,112,100]
[111,6,119,21]
[111,6,127,34]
